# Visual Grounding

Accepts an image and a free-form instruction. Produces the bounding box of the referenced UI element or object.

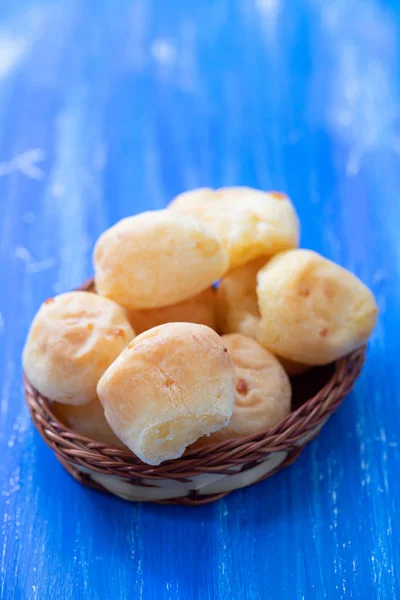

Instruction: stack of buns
[23,187,378,466]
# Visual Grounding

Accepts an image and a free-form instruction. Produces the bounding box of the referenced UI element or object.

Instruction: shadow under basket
[23,280,366,505]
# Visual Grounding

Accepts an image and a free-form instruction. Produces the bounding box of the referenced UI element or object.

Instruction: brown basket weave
[23,279,366,505]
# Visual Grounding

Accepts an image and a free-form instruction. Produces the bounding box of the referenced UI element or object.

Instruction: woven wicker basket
[23,279,366,505]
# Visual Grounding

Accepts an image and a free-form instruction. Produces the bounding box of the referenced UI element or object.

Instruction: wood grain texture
[0,0,399,598]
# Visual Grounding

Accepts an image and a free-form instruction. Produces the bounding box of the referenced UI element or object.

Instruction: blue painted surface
[0,1,399,598]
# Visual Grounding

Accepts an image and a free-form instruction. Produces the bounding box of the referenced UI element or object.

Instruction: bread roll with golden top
[169,187,299,270]
[216,257,268,338]
[52,397,126,447]
[97,323,236,465]
[257,249,378,365]
[216,258,308,376]
[94,210,228,310]
[23,292,135,405]
[126,287,217,335]
[193,334,291,446]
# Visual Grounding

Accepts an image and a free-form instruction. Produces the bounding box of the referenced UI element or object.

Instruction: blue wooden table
[1,1,399,598]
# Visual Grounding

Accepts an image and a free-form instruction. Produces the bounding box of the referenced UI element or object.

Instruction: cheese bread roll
[94,210,228,310]
[194,334,291,445]
[169,187,299,269]
[97,323,236,465]
[257,250,378,365]
[23,292,135,405]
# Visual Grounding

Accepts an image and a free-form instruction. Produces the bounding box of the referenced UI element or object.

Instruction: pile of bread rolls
[23,188,378,466]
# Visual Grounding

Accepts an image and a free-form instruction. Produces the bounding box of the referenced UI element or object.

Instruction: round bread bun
[52,397,126,447]
[23,292,135,405]
[193,334,291,446]
[126,287,216,335]
[257,249,378,365]
[216,257,268,338]
[169,187,300,270]
[93,210,228,310]
[97,323,236,465]
[216,258,308,376]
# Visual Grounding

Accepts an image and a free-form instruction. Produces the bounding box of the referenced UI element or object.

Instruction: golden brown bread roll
[52,397,126,447]
[194,334,291,445]
[257,249,378,365]
[97,323,236,465]
[126,287,217,335]
[216,257,268,338]
[169,187,299,269]
[94,210,228,310]
[23,292,135,405]
[216,258,308,376]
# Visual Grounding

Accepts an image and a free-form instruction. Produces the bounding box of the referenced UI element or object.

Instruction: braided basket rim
[23,277,366,481]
